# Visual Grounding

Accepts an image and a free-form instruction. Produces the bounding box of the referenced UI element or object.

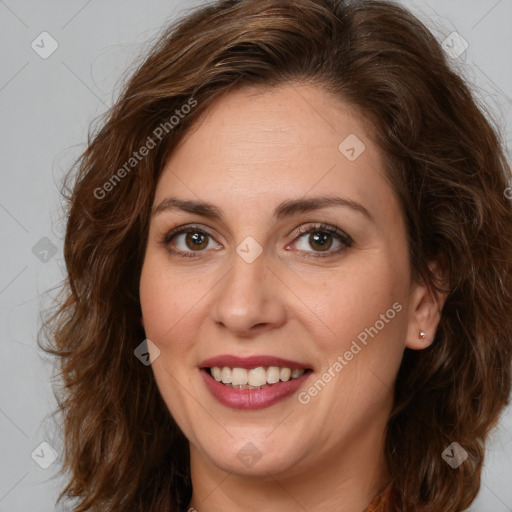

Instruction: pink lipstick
[199,355,312,410]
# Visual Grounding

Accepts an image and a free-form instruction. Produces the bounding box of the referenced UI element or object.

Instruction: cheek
[139,258,206,428]
[139,256,208,346]
[297,258,407,345]
[292,257,409,416]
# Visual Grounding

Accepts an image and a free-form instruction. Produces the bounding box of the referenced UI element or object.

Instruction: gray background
[0,1,511,510]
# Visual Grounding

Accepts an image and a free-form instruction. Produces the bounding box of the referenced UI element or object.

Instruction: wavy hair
[41,0,512,510]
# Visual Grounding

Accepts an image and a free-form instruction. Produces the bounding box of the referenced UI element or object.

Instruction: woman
[42,0,512,511]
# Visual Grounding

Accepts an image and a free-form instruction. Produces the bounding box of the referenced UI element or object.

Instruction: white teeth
[221,366,232,384]
[248,367,267,387]
[280,367,291,382]
[267,366,281,384]
[211,367,222,381]
[209,365,307,387]
[231,367,248,386]
[291,369,305,379]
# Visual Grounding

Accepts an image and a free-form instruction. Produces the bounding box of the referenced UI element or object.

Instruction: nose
[211,248,287,337]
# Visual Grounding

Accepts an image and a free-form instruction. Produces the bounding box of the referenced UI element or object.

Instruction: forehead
[154,83,394,223]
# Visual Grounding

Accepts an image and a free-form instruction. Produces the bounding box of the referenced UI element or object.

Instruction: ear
[405,261,448,350]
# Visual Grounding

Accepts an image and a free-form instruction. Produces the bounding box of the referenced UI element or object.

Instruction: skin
[139,82,445,512]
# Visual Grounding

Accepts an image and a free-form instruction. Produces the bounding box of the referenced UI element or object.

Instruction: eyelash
[160,222,353,259]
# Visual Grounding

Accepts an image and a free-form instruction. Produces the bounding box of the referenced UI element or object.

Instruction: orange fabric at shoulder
[365,483,396,512]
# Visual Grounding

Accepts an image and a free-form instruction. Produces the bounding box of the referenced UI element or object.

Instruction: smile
[199,355,313,409]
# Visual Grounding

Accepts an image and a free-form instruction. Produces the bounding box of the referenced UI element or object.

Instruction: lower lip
[200,369,311,410]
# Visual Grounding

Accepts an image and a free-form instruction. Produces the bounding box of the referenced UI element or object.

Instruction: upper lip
[199,354,311,370]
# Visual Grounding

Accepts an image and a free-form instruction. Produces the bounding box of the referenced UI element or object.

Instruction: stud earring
[419,330,426,339]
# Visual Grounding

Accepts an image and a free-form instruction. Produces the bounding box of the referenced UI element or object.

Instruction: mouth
[199,355,313,409]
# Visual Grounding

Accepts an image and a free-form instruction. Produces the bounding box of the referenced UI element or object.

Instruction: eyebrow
[151,195,372,221]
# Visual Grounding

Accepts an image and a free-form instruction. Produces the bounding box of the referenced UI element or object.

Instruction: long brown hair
[41,1,512,510]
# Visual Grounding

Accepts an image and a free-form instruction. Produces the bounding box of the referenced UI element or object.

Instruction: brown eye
[185,231,208,250]
[292,224,352,258]
[163,225,222,257]
[308,232,333,251]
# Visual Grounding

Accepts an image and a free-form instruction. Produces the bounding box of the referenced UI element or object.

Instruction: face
[139,83,426,481]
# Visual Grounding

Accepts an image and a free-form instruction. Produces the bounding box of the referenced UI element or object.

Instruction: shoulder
[364,483,396,512]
